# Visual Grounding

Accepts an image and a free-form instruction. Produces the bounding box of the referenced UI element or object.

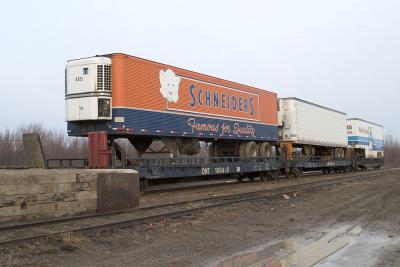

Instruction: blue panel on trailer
[348,136,384,151]
[111,108,278,141]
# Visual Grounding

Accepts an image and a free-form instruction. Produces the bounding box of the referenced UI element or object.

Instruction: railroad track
[145,170,364,194]
[0,168,398,246]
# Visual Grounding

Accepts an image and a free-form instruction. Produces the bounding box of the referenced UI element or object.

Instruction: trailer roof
[68,53,276,95]
[347,118,383,128]
[279,97,347,115]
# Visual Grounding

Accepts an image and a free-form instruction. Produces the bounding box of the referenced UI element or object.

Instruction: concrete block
[36,192,77,202]
[89,181,97,192]
[0,184,42,196]
[0,169,103,222]
[32,173,77,184]
[0,172,29,185]
[76,198,97,213]
[0,170,77,185]
[38,183,76,194]
[0,195,38,208]
[75,182,91,191]
[76,173,97,183]
[75,191,97,201]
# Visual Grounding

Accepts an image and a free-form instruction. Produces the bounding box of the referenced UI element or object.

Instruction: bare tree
[0,122,87,166]
[384,134,400,167]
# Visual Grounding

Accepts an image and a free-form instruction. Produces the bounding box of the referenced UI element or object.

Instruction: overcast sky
[1,0,399,137]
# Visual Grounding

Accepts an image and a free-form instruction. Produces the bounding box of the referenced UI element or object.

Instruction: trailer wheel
[245,141,258,159]
[259,142,272,158]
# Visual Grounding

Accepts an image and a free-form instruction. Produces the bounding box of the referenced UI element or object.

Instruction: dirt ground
[2,171,400,267]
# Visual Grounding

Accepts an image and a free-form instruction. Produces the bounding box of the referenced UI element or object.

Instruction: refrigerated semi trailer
[65,53,278,158]
[278,97,348,157]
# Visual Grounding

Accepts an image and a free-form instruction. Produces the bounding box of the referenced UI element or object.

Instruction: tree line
[0,122,87,167]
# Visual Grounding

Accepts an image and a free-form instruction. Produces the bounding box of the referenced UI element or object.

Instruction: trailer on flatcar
[65,54,278,162]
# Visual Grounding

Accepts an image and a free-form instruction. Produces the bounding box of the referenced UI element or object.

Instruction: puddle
[206,241,288,267]
[208,225,400,267]
[316,232,400,266]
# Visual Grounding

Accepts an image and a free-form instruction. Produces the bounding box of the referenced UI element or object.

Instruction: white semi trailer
[347,118,384,158]
[278,98,348,158]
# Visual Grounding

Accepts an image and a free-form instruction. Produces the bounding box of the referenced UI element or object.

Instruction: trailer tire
[259,142,272,158]
[245,141,258,159]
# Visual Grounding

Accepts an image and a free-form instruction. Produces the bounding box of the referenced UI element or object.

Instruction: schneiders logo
[159,69,181,103]
[159,69,258,137]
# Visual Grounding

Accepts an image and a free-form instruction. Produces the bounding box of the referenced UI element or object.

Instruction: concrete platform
[0,169,139,223]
